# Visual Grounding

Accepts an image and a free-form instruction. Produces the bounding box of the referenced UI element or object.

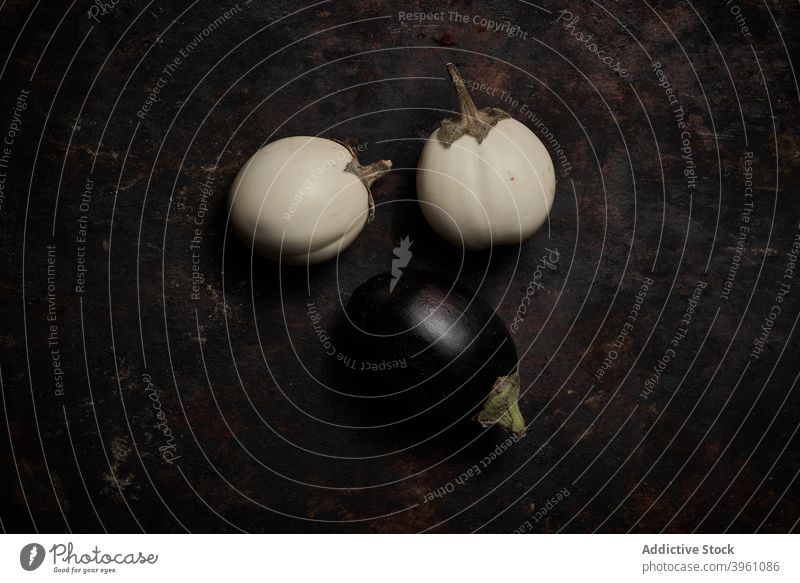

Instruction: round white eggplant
[229,136,391,265]
[417,64,556,250]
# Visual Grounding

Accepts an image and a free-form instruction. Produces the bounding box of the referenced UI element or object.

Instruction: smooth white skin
[417,118,556,250]
[228,136,370,265]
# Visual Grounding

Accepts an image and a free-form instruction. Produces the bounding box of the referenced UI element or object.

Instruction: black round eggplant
[345,269,526,437]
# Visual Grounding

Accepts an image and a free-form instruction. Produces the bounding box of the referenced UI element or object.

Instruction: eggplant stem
[438,63,510,146]
[476,370,527,438]
[447,62,481,121]
[345,156,392,188]
[344,154,392,223]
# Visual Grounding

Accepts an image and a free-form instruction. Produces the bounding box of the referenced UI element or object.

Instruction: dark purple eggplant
[345,269,526,437]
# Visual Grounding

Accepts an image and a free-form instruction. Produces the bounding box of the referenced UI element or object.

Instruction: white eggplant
[229,136,391,265]
[417,64,556,250]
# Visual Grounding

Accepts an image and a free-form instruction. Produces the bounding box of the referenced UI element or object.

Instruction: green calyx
[437,62,511,146]
[476,370,527,438]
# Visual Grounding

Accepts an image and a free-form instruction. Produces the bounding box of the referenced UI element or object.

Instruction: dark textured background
[1,0,798,533]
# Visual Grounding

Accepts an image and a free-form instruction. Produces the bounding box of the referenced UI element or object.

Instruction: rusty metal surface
[0,0,798,533]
